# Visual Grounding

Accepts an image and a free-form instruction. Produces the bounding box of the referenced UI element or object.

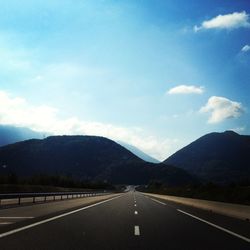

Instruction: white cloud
[200,96,244,123]
[230,127,246,133]
[167,85,204,95]
[241,44,250,52]
[0,90,181,161]
[194,11,250,31]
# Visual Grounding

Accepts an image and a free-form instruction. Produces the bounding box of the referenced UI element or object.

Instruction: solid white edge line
[177,209,250,243]
[150,198,166,206]
[134,225,140,236]
[0,195,123,239]
[0,222,13,225]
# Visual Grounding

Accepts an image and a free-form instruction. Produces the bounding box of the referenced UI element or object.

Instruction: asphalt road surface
[0,191,249,250]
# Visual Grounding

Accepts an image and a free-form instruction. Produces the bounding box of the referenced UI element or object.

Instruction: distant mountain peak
[0,125,43,146]
[117,141,160,163]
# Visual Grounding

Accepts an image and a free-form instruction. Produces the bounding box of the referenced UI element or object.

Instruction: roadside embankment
[143,192,250,221]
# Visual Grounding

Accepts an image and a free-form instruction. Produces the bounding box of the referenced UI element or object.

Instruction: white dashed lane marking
[134,226,140,236]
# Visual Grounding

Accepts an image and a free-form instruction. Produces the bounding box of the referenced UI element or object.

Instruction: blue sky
[0,0,250,160]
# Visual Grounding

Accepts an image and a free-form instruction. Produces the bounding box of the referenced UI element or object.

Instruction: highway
[0,191,249,250]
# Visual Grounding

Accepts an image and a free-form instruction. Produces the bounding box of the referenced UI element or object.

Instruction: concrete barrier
[143,192,250,221]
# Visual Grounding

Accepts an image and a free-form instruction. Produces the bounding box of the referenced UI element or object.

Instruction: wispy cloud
[0,37,33,73]
[200,96,244,123]
[194,11,250,32]
[241,44,250,53]
[0,90,181,160]
[167,85,204,95]
[230,126,246,133]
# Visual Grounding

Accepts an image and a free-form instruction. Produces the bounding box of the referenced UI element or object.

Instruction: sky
[0,0,250,161]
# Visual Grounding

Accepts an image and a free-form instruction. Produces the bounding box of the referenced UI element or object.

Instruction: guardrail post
[54,195,56,201]
[18,197,21,205]
[61,195,63,200]
[33,196,35,203]
[44,196,46,202]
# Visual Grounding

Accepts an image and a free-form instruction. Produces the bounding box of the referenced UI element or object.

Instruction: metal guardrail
[0,191,110,207]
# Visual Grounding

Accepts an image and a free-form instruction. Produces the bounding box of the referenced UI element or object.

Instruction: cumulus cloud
[200,96,244,123]
[241,44,250,52]
[167,85,204,95]
[194,11,250,32]
[0,90,182,160]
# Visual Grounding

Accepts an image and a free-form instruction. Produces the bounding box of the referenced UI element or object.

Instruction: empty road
[0,191,249,250]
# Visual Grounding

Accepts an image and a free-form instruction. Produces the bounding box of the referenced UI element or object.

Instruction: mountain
[117,141,160,163]
[0,135,194,185]
[0,125,43,146]
[164,131,250,184]
[0,125,159,162]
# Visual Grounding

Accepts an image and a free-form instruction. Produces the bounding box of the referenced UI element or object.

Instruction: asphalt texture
[0,191,249,250]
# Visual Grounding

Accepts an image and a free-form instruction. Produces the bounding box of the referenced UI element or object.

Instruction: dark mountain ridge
[0,135,194,185]
[0,125,159,163]
[164,131,250,184]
